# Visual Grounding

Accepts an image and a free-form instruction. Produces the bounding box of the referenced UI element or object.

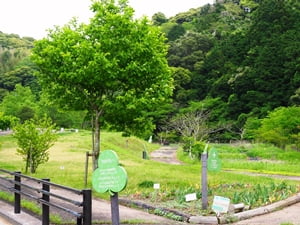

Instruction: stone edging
[190,193,300,224]
[119,198,191,222]
[120,193,300,224]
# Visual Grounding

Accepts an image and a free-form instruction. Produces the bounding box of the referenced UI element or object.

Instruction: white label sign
[185,193,197,202]
[153,183,160,189]
[212,196,230,213]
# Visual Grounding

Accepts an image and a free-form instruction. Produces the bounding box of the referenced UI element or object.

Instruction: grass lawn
[0,131,299,217]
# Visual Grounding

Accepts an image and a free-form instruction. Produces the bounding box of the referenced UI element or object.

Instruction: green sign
[207,148,221,172]
[92,150,127,195]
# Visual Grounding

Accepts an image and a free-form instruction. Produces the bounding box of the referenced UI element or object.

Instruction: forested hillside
[0,0,299,148]
[0,32,36,100]
[156,0,299,142]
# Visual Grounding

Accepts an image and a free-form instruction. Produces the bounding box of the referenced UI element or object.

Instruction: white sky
[0,0,214,39]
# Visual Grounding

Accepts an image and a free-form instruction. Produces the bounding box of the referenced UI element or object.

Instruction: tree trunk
[26,152,30,173]
[92,110,101,170]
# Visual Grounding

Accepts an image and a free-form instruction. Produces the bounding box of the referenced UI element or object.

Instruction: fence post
[14,171,21,214]
[82,189,92,225]
[42,178,50,225]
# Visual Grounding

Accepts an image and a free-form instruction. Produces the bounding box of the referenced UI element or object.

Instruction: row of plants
[126,179,299,215]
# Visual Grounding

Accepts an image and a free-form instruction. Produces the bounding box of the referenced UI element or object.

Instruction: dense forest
[0,0,299,150]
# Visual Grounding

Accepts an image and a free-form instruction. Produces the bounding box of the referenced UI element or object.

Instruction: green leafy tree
[256,106,300,149]
[152,12,168,25]
[13,117,57,173]
[31,0,173,169]
[0,112,18,130]
[37,93,86,128]
[0,84,37,122]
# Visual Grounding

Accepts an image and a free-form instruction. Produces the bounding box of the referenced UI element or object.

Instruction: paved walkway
[233,201,300,225]
[0,200,40,225]
[150,145,182,165]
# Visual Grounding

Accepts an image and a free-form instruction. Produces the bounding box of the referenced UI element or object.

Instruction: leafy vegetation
[31,0,173,169]
[13,117,57,173]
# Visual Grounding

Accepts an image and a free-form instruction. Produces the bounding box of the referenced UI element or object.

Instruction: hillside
[159,0,300,140]
[0,32,36,101]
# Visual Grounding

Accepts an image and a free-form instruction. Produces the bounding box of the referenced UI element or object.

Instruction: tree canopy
[31,0,173,167]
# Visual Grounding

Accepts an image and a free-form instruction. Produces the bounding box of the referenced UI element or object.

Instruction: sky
[0,0,214,39]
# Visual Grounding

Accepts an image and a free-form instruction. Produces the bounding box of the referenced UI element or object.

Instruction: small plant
[154,208,183,221]
[231,182,297,208]
[138,180,154,188]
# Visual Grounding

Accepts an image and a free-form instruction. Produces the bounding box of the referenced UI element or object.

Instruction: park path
[149,145,182,165]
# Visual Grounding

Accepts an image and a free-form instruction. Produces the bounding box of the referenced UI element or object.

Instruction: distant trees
[0,84,37,123]
[31,0,173,169]
[152,12,168,25]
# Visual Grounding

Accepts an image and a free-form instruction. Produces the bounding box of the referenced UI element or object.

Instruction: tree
[256,106,300,149]
[31,0,173,169]
[152,12,168,25]
[0,84,37,123]
[13,117,57,173]
[0,112,18,130]
[170,110,211,158]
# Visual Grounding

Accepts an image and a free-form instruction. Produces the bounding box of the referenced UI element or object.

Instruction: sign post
[92,150,128,225]
[201,152,208,209]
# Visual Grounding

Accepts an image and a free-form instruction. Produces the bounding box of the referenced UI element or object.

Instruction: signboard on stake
[212,196,230,214]
[207,148,221,172]
[92,150,128,225]
[92,150,127,194]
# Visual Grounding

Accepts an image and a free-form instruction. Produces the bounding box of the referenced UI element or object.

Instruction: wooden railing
[0,169,92,225]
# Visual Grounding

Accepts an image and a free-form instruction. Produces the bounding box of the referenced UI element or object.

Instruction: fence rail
[0,169,92,225]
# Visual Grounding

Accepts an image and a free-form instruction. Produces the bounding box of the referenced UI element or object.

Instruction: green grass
[0,131,300,218]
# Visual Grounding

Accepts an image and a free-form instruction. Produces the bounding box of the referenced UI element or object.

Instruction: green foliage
[181,137,206,160]
[0,32,34,48]
[37,93,86,128]
[243,117,261,140]
[0,84,37,122]
[152,12,168,25]
[138,180,154,188]
[13,117,57,173]
[232,182,296,208]
[256,107,300,149]
[31,0,173,167]
[0,112,19,130]
[0,32,35,100]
